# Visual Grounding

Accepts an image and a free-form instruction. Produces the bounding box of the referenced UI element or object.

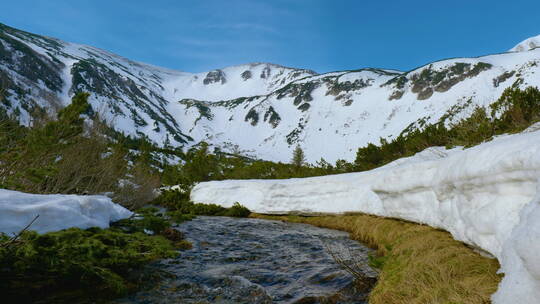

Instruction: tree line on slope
[158,86,540,192]
[0,92,161,209]
[354,86,540,171]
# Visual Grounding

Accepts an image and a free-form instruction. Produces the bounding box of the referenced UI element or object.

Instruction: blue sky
[2,0,540,73]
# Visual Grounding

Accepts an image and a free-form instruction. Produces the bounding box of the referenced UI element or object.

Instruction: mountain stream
[114,216,377,304]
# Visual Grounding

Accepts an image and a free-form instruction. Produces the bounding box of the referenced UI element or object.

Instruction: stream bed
[114,216,377,304]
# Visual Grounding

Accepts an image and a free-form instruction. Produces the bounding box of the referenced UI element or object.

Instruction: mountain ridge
[1,21,539,162]
[510,34,540,52]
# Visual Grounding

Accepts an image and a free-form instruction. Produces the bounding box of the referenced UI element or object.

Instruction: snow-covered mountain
[1,22,539,162]
[510,34,540,52]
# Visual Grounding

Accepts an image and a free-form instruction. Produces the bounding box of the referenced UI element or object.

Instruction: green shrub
[0,227,176,302]
[138,214,170,234]
[354,86,540,171]
[0,92,161,209]
[160,143,342,190]
[151,190,251,218]
[189,203,223,215]
[113,207,172,234]
[166,210,196,224]
[224,202,252,217]
[152,187,191,209]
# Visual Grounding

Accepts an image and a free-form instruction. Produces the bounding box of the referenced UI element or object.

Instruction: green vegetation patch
[160,142,344,189]
[0,92,164,209]
[354,86,540,171]
[152,189,251,218]
[0,226,177,303]
[0,206,198,303]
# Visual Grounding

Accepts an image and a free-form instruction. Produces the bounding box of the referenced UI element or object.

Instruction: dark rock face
[260,66,271,79]
[384,62,492,101]
[69,59,190,143]
[493,71,516,87]
[410,62,492,100]
[298,103,310,112]
[389,90,404,101]
[245,108,259,126]
[0,30,64,93]
[276,82,319,106]
[263,106,281,128]
[241,70,252,81]
[326,79,371,97]
[203,69,226,85]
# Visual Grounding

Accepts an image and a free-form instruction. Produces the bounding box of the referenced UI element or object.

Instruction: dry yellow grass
[252,213,501,304]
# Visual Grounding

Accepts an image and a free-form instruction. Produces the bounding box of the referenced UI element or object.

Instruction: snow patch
[493,189,540,303]
[0,189,133,235]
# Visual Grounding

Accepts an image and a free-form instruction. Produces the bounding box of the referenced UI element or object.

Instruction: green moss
[0,203,200,303]
[0,227,177,302]
[166,211,196,224]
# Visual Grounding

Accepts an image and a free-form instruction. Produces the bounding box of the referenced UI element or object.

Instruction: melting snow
[191,128,540,303]
[0,189,132,235]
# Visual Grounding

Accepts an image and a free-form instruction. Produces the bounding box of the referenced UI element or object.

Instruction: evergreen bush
[354,86,540,170]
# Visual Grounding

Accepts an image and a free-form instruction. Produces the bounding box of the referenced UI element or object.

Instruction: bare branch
[1,215,40,248]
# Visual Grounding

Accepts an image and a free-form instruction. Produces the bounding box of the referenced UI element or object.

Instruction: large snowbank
[191,129,540,303]
[0,189,133,235]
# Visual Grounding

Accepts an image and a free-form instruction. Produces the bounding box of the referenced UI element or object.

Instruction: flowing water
[115,216,377,304]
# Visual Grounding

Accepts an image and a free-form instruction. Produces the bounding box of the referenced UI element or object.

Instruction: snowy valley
[2,20,540,304]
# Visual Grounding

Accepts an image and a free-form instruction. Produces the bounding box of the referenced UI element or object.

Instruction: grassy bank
[252,213,501,304]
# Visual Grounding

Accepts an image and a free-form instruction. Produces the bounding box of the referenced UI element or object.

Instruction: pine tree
[291,145,306,167]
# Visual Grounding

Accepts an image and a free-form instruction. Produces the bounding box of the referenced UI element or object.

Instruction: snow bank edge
[0,189,133,235]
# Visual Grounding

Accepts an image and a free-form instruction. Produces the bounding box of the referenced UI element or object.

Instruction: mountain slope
[0,23,313,146]
[510,34,540,52]
[1,22,539,162]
